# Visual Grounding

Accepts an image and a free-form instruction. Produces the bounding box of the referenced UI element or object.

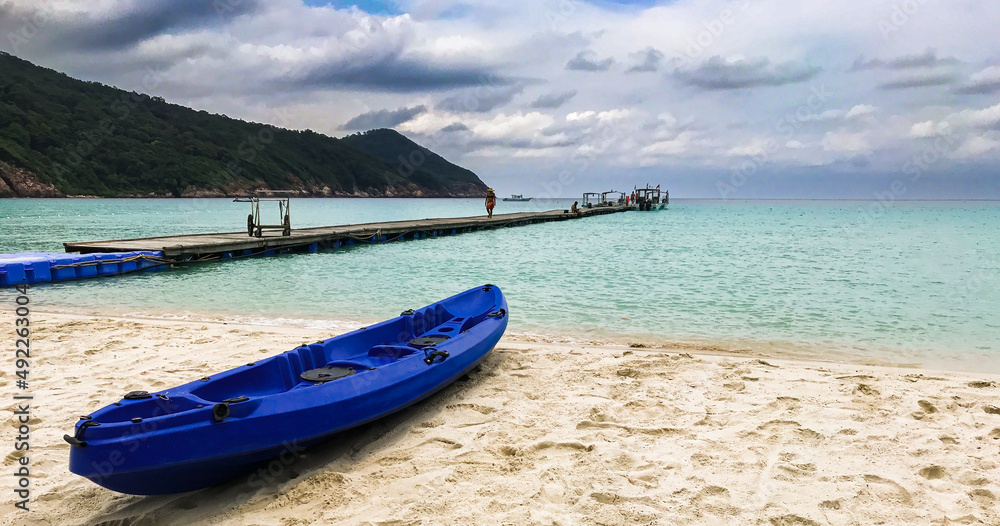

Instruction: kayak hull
[67,285,508,494]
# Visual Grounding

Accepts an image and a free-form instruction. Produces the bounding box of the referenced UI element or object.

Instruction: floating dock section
[0,251,167,287]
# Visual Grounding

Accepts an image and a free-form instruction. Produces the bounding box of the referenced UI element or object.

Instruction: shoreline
[31,308,998,375]
[4,312,999,525]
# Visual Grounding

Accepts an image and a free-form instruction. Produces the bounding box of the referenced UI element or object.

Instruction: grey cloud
[627,48,663,73]
[849,49,959,72]
[530,90,578,109]
[466,136,577,151]
[340,105,427,130]
[878,74,957,90]
[293,57,513,93]
[566,51,614,72]
[955,78,1000,95]
[1,0,263,52]
[674,57,821,90]
[403,128,575,154]
[435,84,523,113]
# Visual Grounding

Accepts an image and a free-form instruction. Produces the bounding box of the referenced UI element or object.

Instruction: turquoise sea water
[2,198,998,372]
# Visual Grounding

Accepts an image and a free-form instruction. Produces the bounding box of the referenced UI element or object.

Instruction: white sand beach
[4,313,1000,525]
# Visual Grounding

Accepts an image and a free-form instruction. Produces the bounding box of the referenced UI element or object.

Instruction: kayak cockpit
[87,302,495,423]
[186,308,480,402]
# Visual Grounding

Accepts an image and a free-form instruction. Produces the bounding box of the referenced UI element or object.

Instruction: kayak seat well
[459,314,489,333]
[408,304,456,337]
[367,345,418,365]
[191,358,298,402]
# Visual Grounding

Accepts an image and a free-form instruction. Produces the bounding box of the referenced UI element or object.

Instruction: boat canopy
[601,190,625,204]
[635,187,662,202]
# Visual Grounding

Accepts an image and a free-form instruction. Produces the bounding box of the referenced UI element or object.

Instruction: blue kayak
[66,285,508,494]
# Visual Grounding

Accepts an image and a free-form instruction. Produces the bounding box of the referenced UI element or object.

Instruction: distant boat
[633,185,668,211]
[502,194,532,202]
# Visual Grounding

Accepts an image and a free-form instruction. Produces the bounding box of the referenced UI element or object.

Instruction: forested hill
[0,52,488,198]
[341,129,485,193]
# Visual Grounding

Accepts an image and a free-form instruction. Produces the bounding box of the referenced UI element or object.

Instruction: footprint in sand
[616,367,641,378]
[691,486,740,516]
[539,470,575,505]
[912,400,942,420]
[862,474,913,505]
[622,398,678,420]
[419,437,462,450]
[590,491,626,504]
[377,455,413,467]
[532,441,595,453]
[416,417,444,429]
[767,397,801,411]
[627,467,660,489]
[918,465,947,480]
[577,419,687,437]
[445,403,496,415]
[690,453,714,466]
[777,462,818,480]
[918,400,939,413]
[968,489,995,506]
[853,384,879,397]
[769,514,821,526]
[756,420,824,444]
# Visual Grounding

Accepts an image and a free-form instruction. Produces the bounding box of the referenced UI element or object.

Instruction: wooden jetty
[64,206,629,259]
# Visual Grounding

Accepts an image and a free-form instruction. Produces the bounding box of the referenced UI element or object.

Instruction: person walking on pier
[485,188,497,218]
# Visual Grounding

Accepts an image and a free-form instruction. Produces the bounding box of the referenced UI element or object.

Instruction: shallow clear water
[2,198,998,371]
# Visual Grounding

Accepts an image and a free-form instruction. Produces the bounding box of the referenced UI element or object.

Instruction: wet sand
[4,313,1000,525]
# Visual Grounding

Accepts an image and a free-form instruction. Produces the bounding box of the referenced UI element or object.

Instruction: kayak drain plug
[212,404,230,423]
[212,396,250,423]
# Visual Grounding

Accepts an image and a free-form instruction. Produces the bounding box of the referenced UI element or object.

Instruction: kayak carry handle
[423,349,449,365]
[65,419,101,447]
[64,434,87,448]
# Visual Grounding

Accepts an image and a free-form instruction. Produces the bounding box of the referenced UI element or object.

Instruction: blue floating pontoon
[0,251,166,287]
[66,284,508,494]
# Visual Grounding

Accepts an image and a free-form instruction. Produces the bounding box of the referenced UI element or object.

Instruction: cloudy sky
[2,0,999,198]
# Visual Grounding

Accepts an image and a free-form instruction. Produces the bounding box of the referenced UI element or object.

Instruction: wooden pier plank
[64,206,630,257]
